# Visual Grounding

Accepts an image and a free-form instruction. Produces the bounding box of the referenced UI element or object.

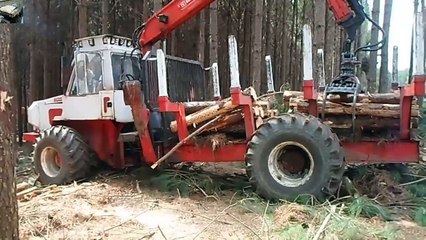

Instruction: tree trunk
[379,0,393,93]
[29,0,43,102]
[0,26,19,240]
[314,0,326,81]
[102,0,114,34]
[209,2,218,65]
[198,10,206,63]
[368,0,381,92]
[78,0,88,37]
[251,0,264,93]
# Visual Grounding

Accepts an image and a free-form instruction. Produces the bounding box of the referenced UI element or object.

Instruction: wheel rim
[40,147,62,178]
[268,142,314,188]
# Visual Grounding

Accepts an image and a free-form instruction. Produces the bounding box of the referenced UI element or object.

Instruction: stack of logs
[284,91,420,141]
[168,88,420,144]
[169,88,278,139]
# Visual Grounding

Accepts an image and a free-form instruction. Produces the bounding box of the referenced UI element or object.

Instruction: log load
[284,90,420,141]
[169,88,275,133]
[169,88,421,145]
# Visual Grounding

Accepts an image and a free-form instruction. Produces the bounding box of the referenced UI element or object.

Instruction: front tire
[33,126,92,185]
[246,113,345,201]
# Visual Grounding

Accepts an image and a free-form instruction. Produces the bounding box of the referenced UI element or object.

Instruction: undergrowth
[132,160,426,236]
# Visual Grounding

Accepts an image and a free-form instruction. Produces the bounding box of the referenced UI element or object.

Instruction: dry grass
[273,203,312,228]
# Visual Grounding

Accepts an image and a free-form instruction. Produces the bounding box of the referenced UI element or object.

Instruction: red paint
[400,75,425,139]
[326,0,353,23]
[230,87,255,139]
[54,120,128,169]
[174,143,247,162]
[343,141,419,163]
[303,80,318,117]
[122,81,158,164]
[48,109,63,125]
[303,80,317,100]
[23,132,39,143]
[103,97,111,113]
[140,0,216,50]
[159,96,189,141]
[55,154,62,167]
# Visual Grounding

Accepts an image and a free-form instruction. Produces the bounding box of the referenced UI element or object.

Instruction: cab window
[69,53,103,96]
[111,54,142,89]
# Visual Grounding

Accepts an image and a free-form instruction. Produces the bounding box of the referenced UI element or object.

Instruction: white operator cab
[27,35,141,131]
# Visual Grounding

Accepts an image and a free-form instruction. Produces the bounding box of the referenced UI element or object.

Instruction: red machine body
[327,0,354,23]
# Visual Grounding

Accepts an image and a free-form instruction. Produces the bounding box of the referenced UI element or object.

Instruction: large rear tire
[246,113,345,201]
[33,126,92,185]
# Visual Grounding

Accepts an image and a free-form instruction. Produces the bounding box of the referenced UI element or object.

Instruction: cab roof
[74,35,138,52]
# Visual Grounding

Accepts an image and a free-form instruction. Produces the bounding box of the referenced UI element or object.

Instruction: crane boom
[138,0,215,52]
[137,0,366,53]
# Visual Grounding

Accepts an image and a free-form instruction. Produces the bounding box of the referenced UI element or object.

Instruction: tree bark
[102,0,114,34]
[290,98,419,118]
[314,0,326,80]
[78,0,88,37]
[379,0,393,93]
[209,2,218,65]
[251,0,264,93]
[368,0,381,92]
[170,98,238,132]
[0,26,19,240]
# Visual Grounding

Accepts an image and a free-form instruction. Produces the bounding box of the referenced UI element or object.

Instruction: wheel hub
[268,142,314,188]
[40,147,62,178]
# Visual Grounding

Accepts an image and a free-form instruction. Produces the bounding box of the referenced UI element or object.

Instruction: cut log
[290,98,420,118]
[328,93,401,104]
[182,101,217,114]
[282,90,411,104]
[170,98,238,132]
[203,111,244,132]
[323,116,401,129]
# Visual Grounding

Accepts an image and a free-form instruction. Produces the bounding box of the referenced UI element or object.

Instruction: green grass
[278,205,400,240]
[348,197,393,221]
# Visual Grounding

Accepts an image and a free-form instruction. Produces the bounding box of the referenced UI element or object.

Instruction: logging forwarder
[23,0,423,202]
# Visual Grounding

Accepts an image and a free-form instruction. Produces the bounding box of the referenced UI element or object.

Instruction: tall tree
[209,2,218,65]
[102,0,114,34]
[368,0,381,92]
[379,0,393,93]
[0,26,19,240]
[314,0,326,80]
[78,0,88,37]
[251,0,264,92]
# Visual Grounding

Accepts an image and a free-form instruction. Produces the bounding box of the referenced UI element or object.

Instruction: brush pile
[284,91,420,141]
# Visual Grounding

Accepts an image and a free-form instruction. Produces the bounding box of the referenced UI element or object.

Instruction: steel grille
[142,55,208,109]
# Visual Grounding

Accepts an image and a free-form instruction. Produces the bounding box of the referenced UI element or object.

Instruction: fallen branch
[399,177,426,186]
[17,186,38,198]
[157,225,168,240]
[151,117,221,169]
[312,205,336,240]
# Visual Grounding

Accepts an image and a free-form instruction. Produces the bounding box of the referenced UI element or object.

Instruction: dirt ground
[16,148,426,240]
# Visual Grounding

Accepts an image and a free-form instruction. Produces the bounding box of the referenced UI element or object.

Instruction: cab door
[62,52,107,120]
